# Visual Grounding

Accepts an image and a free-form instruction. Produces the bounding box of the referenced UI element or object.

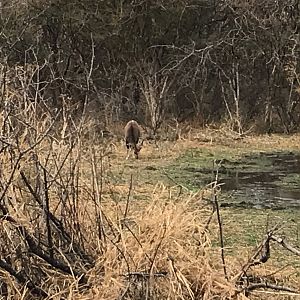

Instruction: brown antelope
[124,120,143,159]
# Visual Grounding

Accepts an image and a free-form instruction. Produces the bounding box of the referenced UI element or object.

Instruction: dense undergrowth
[0,102,299,299]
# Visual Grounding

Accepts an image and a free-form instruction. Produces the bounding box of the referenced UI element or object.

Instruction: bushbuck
[124,120,143,159]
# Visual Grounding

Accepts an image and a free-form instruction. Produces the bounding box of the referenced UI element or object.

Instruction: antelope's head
[134,141,143,159]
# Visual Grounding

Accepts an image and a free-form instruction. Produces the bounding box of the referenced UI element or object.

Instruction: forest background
[1,0,300,135]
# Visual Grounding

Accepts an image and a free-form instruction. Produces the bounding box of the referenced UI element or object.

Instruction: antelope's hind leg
[125,144,130,160]
[126,151,130,160]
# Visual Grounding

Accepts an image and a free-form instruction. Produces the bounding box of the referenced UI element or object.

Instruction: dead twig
[201,200,216,237]
[123,174,133,220]
[212,161,228,280]
[19,170,94,267]
[123,271,168,279]
[234,223,300,297]
[149,222,167,274]
[244,282,299,294]
[162,169,190,191]
[235,224,280,283]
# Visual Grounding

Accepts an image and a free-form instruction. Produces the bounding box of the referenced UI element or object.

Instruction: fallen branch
[0,203,85,279]
[245,282,299,294]
[0,258,48,298]
[271,235,300,256]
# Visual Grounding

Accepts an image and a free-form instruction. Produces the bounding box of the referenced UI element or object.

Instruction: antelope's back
[125,120,140,144]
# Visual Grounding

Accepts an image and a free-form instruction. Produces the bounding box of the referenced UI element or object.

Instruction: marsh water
[181,151,300,209]
[217,152,300,209]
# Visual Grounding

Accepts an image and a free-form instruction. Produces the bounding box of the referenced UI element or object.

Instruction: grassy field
[1,121,300,299]
[96,130,300,299]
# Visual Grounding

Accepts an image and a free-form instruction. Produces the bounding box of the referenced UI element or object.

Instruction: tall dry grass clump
[82,191,235,300]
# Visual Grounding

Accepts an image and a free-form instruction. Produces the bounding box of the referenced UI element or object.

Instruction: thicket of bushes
[1,0,300,134]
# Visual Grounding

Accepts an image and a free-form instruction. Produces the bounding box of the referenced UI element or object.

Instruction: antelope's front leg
[126,148,130,160]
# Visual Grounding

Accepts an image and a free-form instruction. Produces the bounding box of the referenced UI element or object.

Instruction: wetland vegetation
[0,112,299,299]
[1,0,300,298]
[117,132,300,299]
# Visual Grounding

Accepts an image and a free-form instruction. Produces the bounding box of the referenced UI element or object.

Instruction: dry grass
[78,193,236,300]
[0,105,299,299]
